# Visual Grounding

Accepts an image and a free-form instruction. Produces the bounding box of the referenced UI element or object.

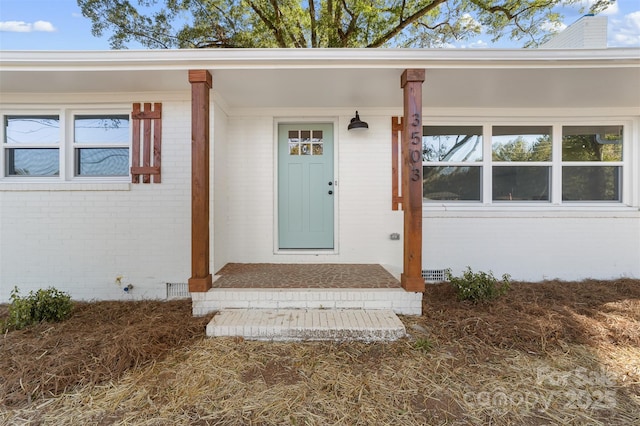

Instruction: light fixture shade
[348,111,368,130]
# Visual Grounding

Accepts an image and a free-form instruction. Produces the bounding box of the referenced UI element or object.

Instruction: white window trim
[67,109,131,181]
[422,117,635,210]
[1,105,132,188]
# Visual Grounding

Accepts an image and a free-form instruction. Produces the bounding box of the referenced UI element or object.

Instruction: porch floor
[213,263,402,289]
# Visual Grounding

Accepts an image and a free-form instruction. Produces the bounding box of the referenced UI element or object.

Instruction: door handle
[328,181,333,186]
[328,190,333,195]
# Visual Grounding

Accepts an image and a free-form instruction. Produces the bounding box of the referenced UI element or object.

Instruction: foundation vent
[166,282,189,299]
[422,269,447,283]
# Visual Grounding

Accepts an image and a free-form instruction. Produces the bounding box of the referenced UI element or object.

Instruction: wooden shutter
[131,102,162,183]
[391,116,403,210]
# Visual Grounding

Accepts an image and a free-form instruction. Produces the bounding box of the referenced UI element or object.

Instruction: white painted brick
[335,301,364,309]
[4,106,638,304]
[364,301,393,310]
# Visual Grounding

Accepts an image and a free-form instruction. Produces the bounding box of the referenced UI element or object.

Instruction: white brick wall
[2,102,638,303]
[215,111,639,281]
[219,112,404,266]
[423,214,640,281]
[541,15,608,49]
[212,102,229,273]
[191,288,422,316]
[0,100,192,302]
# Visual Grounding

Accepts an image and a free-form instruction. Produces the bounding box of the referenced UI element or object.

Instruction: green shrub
[446,267,511,303]
[2,287,73,331]
[414,338,433,353]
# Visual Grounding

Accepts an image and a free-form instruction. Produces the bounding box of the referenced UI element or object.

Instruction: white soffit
[1,49,639,109]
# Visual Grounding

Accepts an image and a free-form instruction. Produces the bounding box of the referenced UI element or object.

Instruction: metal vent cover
[422,269,447,283]
[166,282,189,299]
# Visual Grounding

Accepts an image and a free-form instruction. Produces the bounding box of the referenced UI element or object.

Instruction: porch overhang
[1,49,639,111]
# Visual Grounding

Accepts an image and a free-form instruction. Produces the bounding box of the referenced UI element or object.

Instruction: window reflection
[288,129,323,156]
[562,126,622,162]
[492,126,551,162]
[4,116,59,144]
[492,166,550,201]
[74,115,129,144]
[423,166,481,201]
[563,166,621,201]
[6,148,59,176]
[76,148,129,176]
[423,126,482,162]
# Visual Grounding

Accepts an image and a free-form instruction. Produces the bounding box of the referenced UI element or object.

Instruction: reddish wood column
[188,70,213,292]
[400,69,426,292]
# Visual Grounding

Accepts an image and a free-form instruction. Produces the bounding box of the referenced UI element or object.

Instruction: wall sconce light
[347,111,368,130]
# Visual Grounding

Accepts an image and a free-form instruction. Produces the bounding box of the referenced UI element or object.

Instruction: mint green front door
[278,124,334,249]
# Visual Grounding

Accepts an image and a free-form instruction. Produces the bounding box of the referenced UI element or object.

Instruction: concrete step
[206,309,406,342]
[192,288,422,316]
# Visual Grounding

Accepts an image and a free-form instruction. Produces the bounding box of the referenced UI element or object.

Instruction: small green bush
[414,338,433,353]
[2,287,73,331]
[446,267,511,303]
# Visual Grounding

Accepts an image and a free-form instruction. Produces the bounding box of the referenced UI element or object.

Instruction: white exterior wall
[0,98,193,302]
[423,213,640,281]
[1,99,638,303]
[218,111,404,268]
[212,100,230,273]
[217,109,640,281]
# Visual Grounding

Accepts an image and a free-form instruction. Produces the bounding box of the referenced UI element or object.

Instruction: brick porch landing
[193,263,422,316]
[193,264,423,339]
[213,263,402,289]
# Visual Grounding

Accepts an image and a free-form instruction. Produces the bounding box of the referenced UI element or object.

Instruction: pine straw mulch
[0,279,639,425]
[0,300,212,406]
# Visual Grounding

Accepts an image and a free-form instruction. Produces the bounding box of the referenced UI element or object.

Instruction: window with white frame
[422,125,482,201]
[4,115,60,176]
[491,126,552,202]
[561,125,623,202]
[422,123,625,204]
[74,115,130,176]
[2,111,130,179]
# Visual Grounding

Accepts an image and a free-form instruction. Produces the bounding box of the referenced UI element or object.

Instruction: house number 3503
[409,113,421,181]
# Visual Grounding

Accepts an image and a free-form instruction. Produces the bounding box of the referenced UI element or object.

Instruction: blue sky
[0,0,639,50]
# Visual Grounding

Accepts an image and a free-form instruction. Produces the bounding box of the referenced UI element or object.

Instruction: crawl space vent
[422,269,447,283]
[166,282,189,299]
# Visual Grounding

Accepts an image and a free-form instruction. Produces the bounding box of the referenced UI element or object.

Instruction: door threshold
[275,248,337,255]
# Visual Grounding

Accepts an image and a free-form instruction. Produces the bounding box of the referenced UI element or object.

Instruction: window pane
[6,148,59,176]
[76,148,129,176]
[562,125,622,161]
[423,126,482,162]
[492,126,551,161]
[74,115,129,144]
[562,166,620,201]
[492,166,550,201]
[5,116,59,144]
[423,166,481,201]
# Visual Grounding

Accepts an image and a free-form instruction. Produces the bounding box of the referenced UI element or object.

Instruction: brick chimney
[540,15,608,49]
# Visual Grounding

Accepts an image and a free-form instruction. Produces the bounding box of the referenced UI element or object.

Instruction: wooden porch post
[188,70,213,292]
[400,69,426,292]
